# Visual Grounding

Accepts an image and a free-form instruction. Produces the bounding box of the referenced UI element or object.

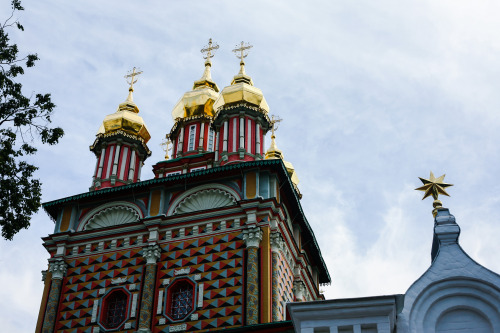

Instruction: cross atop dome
[232,41,253,65]
[201,38,219,63]
[124,67,143,92]
[270,115,282,138]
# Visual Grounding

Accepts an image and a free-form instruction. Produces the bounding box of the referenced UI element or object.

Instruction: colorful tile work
[137,264,157,330]
[276,252,294,320]
[155,232,245,332]
[246,247,259,325]
[55,248,144,332]
[42,279,63,333]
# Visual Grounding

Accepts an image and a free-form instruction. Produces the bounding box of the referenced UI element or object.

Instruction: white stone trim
[131,293,138,317]
[157,290,163,314]
[91,299,99,322]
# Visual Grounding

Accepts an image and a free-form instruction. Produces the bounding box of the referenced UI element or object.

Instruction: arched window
[166,279,196,321]
[100,289,129,329]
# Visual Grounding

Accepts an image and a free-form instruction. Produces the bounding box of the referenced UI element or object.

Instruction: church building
[36,40,329,333]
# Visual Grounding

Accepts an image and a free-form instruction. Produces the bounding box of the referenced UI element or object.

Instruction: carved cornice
[242,226,262,249]
[142,244,161,264]
[49,259,67,280]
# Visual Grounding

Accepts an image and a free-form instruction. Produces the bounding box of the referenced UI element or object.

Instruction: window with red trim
[100,289,129,329]
[166,279,195,321]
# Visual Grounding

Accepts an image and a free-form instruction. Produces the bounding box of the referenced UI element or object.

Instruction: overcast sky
[2,1,500,331]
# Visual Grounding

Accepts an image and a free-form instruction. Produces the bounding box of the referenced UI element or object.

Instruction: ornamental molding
[78,201,143,231]
[293,280,306,301]
[242,226,263,249]
[111,277,127,285]
[167,184,240,216]
[174,267,191,276]
[49,259,67,280]
[270,232,284,253]
[143,244,161,264]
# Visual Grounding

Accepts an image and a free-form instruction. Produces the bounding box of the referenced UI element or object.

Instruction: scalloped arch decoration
[83,205,140,230]
[173,189,237,215]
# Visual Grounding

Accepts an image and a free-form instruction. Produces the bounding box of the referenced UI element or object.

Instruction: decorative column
[239,115,245,159]
[137,244,161,333]
[198,122,205,152]
[255,122,261,159]
[270,232,283,321]
[110,143,122,184]
[223,120,228,152]
[242,226,262,325]
[41,259,67,333]
[128,149,137,180]
[177,126,184,157]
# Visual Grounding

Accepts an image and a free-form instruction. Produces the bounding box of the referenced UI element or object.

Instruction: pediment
[173,189,237,215]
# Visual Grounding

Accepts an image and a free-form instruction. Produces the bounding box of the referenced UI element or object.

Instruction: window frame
[164,277,197,322]
[208,127,215,152]
[98,287,131,331]
[187,124,197,151]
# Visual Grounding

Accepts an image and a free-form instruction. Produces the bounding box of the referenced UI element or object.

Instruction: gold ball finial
[415,171,453,217]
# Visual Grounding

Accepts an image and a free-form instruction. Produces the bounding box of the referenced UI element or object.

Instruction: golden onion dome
[97,88,151,143]
[213,61,269,112]
[265,134,299,187]
[171,60,220,120]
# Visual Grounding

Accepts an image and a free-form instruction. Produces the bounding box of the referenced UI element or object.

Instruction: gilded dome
[213,62,269,112]
[265,134,299,187]
[171,61,220,120]
[97,89,151,143]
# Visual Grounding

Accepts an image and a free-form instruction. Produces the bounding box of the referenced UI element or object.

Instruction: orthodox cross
[415,171,453,216]
[160,137,172,160]
[232,41,253,62]
[270,115,282,137]
[201,38,219,60]
[124,67,143,91]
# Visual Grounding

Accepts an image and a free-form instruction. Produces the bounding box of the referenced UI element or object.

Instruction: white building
[288,207,500,333]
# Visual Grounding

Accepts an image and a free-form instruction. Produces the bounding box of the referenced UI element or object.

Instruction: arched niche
[408,279,500,333]
[78,201,144,231]
[167,184,240,216]
[436,308,492,333]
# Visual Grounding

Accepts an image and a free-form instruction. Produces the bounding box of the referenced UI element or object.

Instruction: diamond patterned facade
[36,51,330,333]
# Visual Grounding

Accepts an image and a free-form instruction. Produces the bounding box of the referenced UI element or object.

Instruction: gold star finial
[124,67,143,92]
[201,38,219,63]
[232,41,253,65]
[160,136,172,160]
[416,171,453,217]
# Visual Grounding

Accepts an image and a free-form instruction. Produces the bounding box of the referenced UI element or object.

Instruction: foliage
[0,0,64,240]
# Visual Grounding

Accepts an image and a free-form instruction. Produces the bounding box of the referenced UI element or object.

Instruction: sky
[2,0,500,331]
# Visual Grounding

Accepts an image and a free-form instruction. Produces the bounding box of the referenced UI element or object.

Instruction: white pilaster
[111,144,121,176]
[223,120,228,152]
[128,150,136,180]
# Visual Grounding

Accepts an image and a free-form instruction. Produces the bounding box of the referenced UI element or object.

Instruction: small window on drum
[165,278,196,321]
[99,288,130,330]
